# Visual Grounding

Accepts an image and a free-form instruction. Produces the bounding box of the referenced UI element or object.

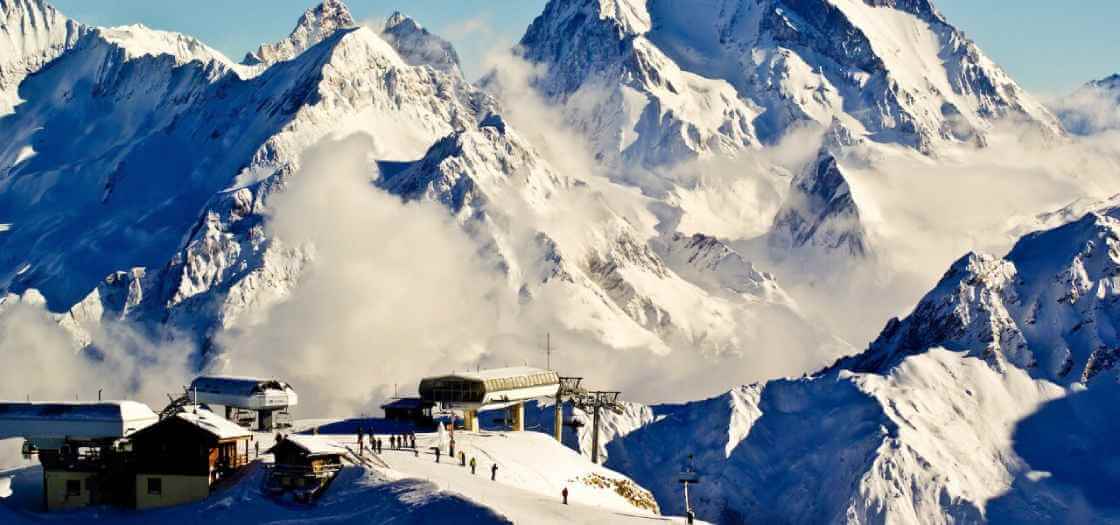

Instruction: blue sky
[49,0,1118,96]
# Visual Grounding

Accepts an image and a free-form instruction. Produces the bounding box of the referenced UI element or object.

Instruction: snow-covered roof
[0,401,155,422]
[273,435,349,457]
[190,375,292,396]
[441,366,557,383]
[419,367,560,407]
[0,401,158,439]
[170,408,251,440]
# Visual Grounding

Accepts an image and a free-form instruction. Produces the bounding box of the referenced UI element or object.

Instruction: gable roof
[131,407,250,442]
[173,408,252,440]
[269,434,348,458]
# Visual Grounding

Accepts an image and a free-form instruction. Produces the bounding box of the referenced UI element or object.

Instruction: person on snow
[460,451,466,466]
[390,435,397,450]
[435,447,441,463]
[470,457,477,475]
[490,463,498,481]
[562,487,568,505]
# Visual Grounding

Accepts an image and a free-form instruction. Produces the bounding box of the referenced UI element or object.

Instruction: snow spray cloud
[0,298,194,404]
[215,134,518,416]
[734,122,1120,349]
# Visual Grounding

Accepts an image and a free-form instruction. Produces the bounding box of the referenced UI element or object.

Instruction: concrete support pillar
[463,409,479,432]
[259,409,274,431]
[553,397,563,442]
[511,402,525,432]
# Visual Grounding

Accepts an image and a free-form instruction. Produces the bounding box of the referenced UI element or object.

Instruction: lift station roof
[0,401,158,441]
[188,375,298,411]
[419,367,560,409]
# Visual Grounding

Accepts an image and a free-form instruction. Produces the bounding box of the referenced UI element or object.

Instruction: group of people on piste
[356,427,417,455]
[355,422,573,507]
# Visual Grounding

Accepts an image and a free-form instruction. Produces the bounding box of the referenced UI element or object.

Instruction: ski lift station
[0,401,160,511]
[188,375,298,431]
[418,367,560,432]
[0,401,158,445]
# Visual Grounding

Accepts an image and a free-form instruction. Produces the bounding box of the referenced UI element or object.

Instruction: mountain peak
[242,0,356,66]
[379,11,462,76]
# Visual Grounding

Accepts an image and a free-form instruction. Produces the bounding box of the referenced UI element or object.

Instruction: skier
[490,463,498,481]
[470,457,477,475]
[390,435,397,450]
[460,451,466,466]
[562,487,568,505]
[435,447,441,463]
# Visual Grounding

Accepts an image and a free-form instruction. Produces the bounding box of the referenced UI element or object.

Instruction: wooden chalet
[265,435,346,502]
[127,407,252,510]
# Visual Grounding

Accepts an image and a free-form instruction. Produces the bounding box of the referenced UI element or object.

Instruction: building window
[65,479,81,497]
[147,477,162,496]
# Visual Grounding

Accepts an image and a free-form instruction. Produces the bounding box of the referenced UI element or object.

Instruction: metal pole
[591,403,601,464]
[684,481,694,524]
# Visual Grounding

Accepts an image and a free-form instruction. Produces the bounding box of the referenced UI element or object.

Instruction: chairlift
[563,416,585,429]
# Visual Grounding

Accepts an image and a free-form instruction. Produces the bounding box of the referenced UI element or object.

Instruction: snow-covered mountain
[0,0,836,385]
[573,208,1120,523]
[1054,73,1120,136]
[517,0,1061,166]
[0,3,493,348]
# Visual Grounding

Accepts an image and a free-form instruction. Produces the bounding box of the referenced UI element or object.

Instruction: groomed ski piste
[0,422,700,524]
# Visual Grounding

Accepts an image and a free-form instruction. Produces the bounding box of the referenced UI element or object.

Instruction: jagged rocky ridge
[517,0,1061,166]
[565,207,1120,523]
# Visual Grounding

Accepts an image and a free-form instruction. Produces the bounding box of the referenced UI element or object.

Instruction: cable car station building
[418,367,559,432]
[188,376,298,431]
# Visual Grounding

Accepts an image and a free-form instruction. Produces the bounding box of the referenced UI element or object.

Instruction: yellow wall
[134,474,210,510]
[44,470,96,511]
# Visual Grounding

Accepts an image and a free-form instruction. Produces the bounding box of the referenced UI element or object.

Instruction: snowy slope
[0,427,693,524]
[517,0,1061,166]
[569,208,1120,523]
[0,0,85,115]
